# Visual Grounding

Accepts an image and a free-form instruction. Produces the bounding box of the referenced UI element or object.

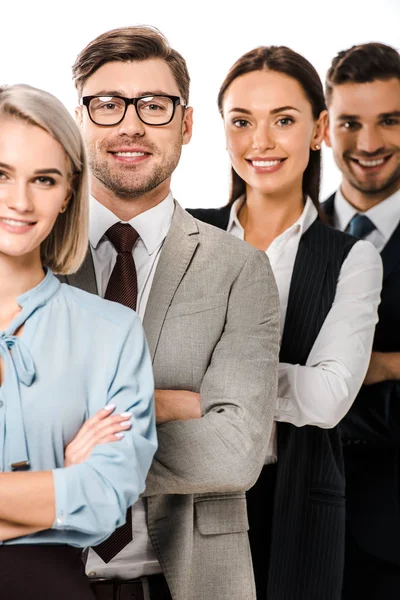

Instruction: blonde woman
[0,85,156,599]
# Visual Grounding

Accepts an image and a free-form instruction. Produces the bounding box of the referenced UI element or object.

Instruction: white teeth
[252,160,281,167]
[358,158,385,167]
[1,218,32,227]
[115,152,145,157]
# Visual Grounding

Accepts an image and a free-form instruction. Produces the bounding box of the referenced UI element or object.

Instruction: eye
[342,121,360,131]
[232,119,251,128]
[0,170,8,181]
[276,117,294,127]
[381,117,399,126]
[33,176,56,186]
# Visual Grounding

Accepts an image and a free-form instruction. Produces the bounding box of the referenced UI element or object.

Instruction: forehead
[0,117,66,169]
[329,78,400,118]
[223,69,310,112]
[82,58,180,97]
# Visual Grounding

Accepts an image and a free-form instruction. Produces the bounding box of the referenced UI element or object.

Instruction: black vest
[322,193,400,565]
[188,205,357,599]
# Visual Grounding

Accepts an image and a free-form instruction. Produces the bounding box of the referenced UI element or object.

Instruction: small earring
[314,144,321,151]
[60,206,67,214]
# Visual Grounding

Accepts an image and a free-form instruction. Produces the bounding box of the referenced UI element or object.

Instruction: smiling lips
[109,148,152,164]
[246,157,286,173]
[0,217,36,234]
[350,155,391,170]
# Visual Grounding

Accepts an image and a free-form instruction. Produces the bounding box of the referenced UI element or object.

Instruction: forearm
[0,472,55,528]
[365,352,400,385]
[155,389,201,423]
[0,520,45,541]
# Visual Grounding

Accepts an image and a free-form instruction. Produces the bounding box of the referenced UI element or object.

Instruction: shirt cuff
[51,468,68,530]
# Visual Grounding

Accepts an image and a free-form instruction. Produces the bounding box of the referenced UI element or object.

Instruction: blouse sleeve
[51,313,156,546]
[275,240,383,428]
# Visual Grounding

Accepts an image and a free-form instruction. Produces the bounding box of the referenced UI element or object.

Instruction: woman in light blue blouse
[0,85,157,599]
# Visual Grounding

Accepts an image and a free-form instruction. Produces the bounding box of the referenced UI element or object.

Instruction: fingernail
[120,412,132,418]
[104,404,116,411]
[120,420,132,427]
[115,432,125,438]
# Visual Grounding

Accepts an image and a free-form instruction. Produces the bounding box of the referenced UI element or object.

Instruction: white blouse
[228,197,383,461]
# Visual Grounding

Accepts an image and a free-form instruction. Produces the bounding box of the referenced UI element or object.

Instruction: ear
[311,109,328,150]
[182,106,193,145]
[324,115,332,148]
[75,105,83,129]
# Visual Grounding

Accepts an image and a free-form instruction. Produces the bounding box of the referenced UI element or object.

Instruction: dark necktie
[93,222,139,564]
[347,213,376,239]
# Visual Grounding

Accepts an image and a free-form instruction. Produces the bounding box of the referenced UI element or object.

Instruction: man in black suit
[323,42,400,599]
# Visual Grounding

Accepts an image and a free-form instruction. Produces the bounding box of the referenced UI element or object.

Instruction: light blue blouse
[0,270,156,547]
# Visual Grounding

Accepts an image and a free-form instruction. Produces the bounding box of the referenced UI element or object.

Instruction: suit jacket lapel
[320,193,335,226]
[143,202,199,361]
[66,249,98,294]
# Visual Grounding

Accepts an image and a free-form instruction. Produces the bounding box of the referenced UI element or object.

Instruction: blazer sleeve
[144,249,280,496]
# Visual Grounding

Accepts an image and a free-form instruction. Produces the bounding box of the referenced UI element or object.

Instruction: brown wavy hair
[218,46,326,209]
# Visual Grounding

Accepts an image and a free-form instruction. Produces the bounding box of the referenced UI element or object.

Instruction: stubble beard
[87,140,183,200]
[346,161,400,197]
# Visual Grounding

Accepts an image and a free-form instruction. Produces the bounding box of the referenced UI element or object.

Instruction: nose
[252,123,275,152]
[356,125,385,155]
[3,180,34,213]
[117,104,146,137]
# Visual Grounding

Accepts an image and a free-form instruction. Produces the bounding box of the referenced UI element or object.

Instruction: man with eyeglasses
[66,26,280,600]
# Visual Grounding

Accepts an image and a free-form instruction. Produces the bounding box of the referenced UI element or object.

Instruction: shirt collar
[334,187,400,242]
[89,191,174,255]
[227,195,317,239]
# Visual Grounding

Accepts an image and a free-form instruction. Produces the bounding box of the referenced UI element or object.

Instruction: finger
[67,410,130,453]
[69,404,117,443]
[68,416,132,458]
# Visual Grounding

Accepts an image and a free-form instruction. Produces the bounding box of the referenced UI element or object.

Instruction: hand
[155,389,201,424]
[64,405,132,467]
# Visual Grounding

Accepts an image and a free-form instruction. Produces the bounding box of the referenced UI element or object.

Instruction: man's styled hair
[0,84,89,275]
[325,42,400,104]
[72,25,190,104]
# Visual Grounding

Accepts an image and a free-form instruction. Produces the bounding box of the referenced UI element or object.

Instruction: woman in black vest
[188,47,382,599]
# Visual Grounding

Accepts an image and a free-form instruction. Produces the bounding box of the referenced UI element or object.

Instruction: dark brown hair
[218,46,326,209]
[326,42,400,105]
[72,25,190,103]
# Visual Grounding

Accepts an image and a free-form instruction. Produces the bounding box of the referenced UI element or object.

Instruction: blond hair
[0,84,88,274]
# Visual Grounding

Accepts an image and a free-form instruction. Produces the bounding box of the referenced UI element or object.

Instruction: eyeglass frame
[81,94,187,127]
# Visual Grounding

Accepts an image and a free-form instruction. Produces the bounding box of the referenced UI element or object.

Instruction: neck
[241,186,305,246]
[341,178,400,212]
[90,174,171,221]
[0,252,44,329]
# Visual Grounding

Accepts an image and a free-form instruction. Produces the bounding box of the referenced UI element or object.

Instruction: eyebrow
[87,89,175,98]
[228,105,301,115]
[0,163,63,176]
[337,111,400,121]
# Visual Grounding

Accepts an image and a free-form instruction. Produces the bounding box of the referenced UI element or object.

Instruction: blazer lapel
[143,202,199,361]
[66,249,98,294]
[381,221,400,281]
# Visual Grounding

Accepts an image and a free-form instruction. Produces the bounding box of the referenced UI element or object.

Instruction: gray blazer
[64,202,280,600]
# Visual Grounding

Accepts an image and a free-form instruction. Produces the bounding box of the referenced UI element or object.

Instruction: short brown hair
[218,46,326,209]
[73,25,190,104]
[325,42,400,104]
[0,85,89,275]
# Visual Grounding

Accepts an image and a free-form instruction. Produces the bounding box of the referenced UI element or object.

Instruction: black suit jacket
[188,204,357,600]
[322,193,400,565]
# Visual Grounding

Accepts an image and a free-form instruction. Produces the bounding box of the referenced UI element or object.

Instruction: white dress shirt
[333,187,400,252]
[228,197,383,462]
[86,192,174,580]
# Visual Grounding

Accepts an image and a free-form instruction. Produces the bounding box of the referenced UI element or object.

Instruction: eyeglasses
[81,95,187,127]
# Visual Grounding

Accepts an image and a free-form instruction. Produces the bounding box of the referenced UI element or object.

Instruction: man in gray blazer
[68,25,280,600]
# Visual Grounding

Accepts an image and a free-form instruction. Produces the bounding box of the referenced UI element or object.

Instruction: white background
[1,0,399,207]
